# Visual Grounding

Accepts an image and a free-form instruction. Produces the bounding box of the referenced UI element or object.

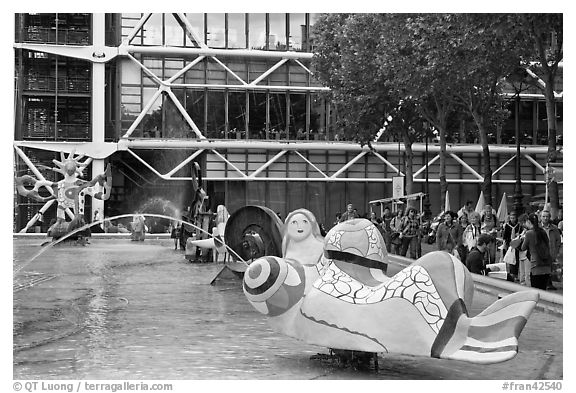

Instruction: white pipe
[250,58,289,85]
[210,56,248,85]
[164,88,206,139]
[492,154,517,177]
[293,151,330,178]
[523,154,546,173]
[122,13,152,46]
[371,151,403,176]
[174,13,208,49]
[412,154,440,178]
[165,149,205,177]
[122,44,315,60]
[122,88,163,138]
[330,151,367,178]
[449,153,484,180]
[167,55,205,83]
[167,83,329,92]
[248,150,287,178]
[118,139,550,155]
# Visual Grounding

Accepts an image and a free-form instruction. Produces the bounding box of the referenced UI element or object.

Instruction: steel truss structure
[13,13,559,230]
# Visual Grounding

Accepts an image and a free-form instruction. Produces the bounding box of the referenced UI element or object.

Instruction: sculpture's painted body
[244,217,539,364]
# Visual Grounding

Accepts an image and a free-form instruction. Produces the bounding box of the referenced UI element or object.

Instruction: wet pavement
[13,237,563,380]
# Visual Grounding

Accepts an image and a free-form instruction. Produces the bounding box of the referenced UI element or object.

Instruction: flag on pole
[475,191,485,214]
[496,192,508,223]
[444,190,451,213]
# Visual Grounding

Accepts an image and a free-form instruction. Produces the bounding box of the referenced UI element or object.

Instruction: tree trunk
[438,120,448,212]
[403,131,415,208]
[472,112,493,207]
[544,72,560,219]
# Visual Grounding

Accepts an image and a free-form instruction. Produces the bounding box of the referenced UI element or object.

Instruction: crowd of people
[334,201,563,292]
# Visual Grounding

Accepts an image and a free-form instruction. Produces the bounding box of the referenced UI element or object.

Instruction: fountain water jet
[14,213,247,277]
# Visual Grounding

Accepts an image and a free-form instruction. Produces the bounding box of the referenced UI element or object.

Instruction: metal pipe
[117,139,550,155]
[122,44,315,60]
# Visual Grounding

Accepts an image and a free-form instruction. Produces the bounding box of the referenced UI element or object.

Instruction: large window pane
[288,13,305,51]
[142,14,163,46]
[185,13,204,47]
[206,13,225,48]
[289,93,306,139]
[206,91,226,137]
[269,93,287,138]
[185,89,205,132]
[165,14,186,46]
[164,90,197,138]
[248,13,266,50]
[228,92,247,137]
[249,92,267,139]
[228,13,246,48]
[310,94,326,140]
[268,13,286,50]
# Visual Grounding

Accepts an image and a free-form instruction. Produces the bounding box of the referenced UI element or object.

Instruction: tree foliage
[312,13,547,208]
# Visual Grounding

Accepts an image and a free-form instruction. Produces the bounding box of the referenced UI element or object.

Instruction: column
[92,13,106,219]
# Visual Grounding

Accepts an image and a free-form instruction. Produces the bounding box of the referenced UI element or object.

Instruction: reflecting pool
[13,237,563,380]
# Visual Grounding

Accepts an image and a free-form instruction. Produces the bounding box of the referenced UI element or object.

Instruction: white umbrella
[496,192,508,223]
[444,190,451,213]
[475,191,485,214]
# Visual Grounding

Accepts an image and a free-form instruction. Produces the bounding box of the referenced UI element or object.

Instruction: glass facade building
[13,13,562,232]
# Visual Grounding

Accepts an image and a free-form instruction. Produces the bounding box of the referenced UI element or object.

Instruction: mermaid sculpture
[243,216,539,364]
[15,151,112,240]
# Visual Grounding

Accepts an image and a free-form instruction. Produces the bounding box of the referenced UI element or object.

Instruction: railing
[23,76,90,93]
[22,123,91,141]
[23,26,91,46]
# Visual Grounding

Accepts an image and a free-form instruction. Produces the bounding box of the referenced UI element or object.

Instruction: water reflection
[13,237,563,380]
[13,238,324,379]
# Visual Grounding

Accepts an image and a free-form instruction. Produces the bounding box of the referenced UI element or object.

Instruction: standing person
[541,210,562,290]
[339,203,359,222]
[480,204,500,264]
[369,211,379,226]
[399,207,420,259]
[463,211,482,252]
[171,222,181,250]
[436,211,462,256]
[458,200,474,220]
[466,234,492,275]
[389,210,404,255]
[381,206,393,253]
[502,211,522,281]
[333,213,341,228]
[510,214,530,286]
[455,214,469,262]
[520,213,552,291]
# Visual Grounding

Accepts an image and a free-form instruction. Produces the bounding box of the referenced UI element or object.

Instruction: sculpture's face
[287,213,312,242]
[64,161,77,176]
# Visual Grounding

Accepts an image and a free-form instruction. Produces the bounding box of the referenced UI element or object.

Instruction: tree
[312,14,420,203]
[312,14,538,209]
[375,14,459,210]
[518,14,563,219]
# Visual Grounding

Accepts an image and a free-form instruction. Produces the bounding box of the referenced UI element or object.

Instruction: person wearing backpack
[520,213,552,291]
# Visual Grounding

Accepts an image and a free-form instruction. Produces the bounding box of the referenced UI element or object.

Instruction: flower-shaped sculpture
[15,151,112,238]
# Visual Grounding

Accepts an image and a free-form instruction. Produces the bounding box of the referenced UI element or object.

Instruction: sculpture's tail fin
[432,291,539,364]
